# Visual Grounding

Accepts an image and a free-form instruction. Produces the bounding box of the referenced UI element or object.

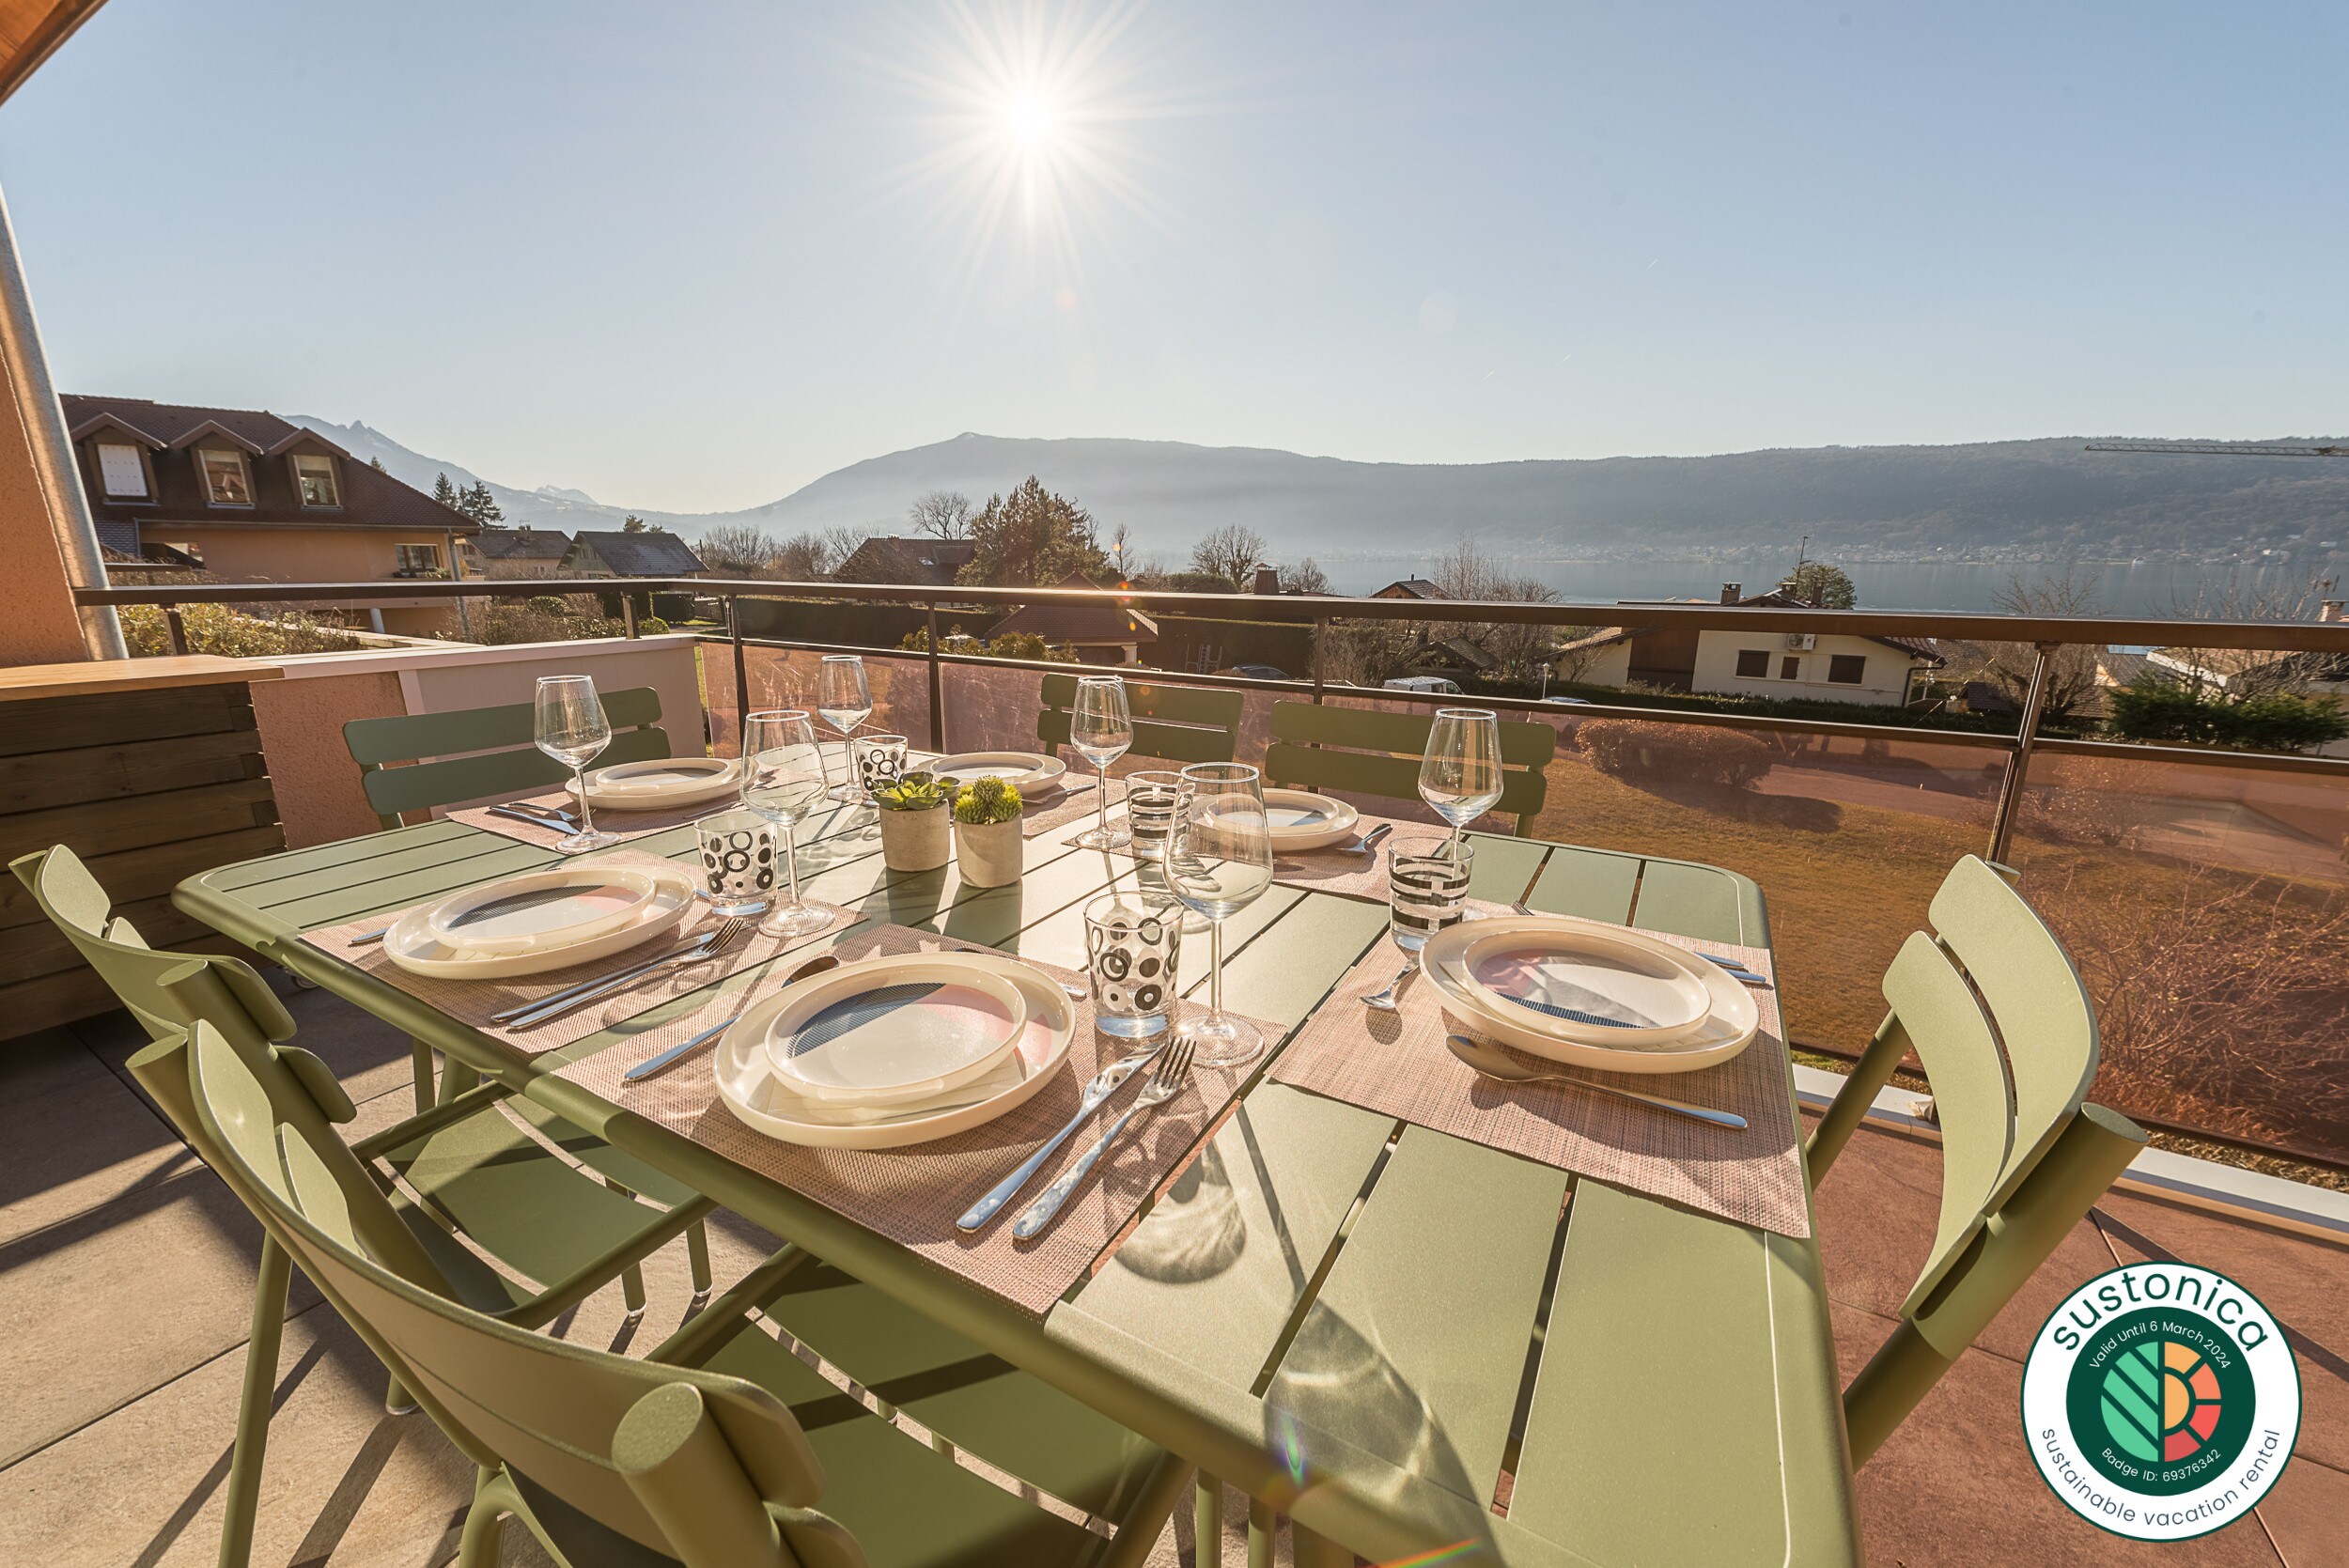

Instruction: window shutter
[97,443,147,497]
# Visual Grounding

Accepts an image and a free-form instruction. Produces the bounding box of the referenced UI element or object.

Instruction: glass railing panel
[2007,747,2349,1165]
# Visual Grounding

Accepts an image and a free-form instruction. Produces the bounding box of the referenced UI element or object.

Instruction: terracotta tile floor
[5,987,2344,1567]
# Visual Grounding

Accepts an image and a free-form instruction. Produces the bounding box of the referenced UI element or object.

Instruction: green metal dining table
[173,790,1860,1567]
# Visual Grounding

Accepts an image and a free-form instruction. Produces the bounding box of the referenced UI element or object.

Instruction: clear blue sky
[1,0,2341,513]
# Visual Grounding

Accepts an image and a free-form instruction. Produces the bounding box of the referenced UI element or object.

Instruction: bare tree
[1190,523,1268,588]
[1106,521,1137,577]
[1956,566,2109,725]
[1431,536,1567,679]
[697,523,777,577]
[1284,557,1332,595]
[769,526,867,581]
[909,490,973,540]
[2159,571,2343,698]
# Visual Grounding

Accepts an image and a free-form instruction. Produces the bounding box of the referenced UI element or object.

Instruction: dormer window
[95,442,149,499]
[292,453,340,508]
[198,447,253,505]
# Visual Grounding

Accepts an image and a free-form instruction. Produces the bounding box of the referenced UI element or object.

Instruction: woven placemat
[553,921,1272,1316]
[299,850,863,1056]
[1269,931,1809,1239]
[448,788,737,850]
[1018,774,1109,837]
[1055,804,1439,901]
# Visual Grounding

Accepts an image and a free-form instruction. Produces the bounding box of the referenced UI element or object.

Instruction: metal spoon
[1445,1032,1747,1129]
[623,952,842,1082]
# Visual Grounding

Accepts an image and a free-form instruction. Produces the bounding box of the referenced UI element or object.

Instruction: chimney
[1719,582,1742,604]
[1252,563,1280,596]
[2323,600,2344,623]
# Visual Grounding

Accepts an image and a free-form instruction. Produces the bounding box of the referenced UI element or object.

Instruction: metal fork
[1344,822,1395,856]
[489,800,579,830]
[498,918,752,1029]
[1011,1038,1195,1240]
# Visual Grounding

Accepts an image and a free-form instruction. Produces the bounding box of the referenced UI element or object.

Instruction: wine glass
[816,655,873,801]
[533,675,620,853]
[740,709,836,939]
[1419,707,1502,859]
[1070,675,1134,849]
[1163,762,1275,1067]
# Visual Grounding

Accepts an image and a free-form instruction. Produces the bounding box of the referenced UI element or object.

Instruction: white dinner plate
[1455,925,1714,1045]
[382,863,699,980]
[714,953,1078,1149]
[1263,788,1361,853]
[760,955,1028,1108]
[926,751,1068,797]
[568,756,744,811]
[421,864,668,955]
[1421,915,1759,1074]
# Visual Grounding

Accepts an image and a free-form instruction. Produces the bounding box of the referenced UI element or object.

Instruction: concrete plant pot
[953,815,1024,888]
[878,805,952,873]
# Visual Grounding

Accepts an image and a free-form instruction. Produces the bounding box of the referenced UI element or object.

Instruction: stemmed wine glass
[533,675,620,854]
[739,709,836,939]
[1070,675,1133,850]
[1419,707,1502,860]
[1164,762,1275,1067]
[816,655,873,801]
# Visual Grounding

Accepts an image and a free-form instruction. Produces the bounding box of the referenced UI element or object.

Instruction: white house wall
[1690,631,1916,706]
[1570,643,1634,687]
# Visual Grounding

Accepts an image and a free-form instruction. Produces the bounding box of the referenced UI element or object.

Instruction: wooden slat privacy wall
[1,669,283,1037]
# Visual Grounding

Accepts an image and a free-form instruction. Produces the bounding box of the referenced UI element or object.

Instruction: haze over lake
[1320,556,2336,617]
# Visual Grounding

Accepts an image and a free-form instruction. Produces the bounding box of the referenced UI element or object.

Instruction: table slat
[1268,1126,1568,1509]
[1508,1181,1835,1565]
[1522,847,1641,924]
[1066,1081,1397,1390]
[1628,860,1751,945]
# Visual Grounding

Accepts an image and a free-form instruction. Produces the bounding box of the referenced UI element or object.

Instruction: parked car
[1213,664,1290,681]
[1383,675,1462,694]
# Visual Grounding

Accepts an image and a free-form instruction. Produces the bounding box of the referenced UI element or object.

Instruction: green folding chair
[134,1017,1191,1568]
[1264,700,1555,835]
[12,844,723,1568]
[345,686,673,831]
[1807,855,2148,1465]
[1036,672,1243,767]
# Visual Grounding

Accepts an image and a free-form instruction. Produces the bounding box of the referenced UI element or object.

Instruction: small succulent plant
[952,775,1023,825]
[873,770,946,812]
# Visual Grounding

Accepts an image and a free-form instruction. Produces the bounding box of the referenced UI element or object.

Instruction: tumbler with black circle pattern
[1083,892,1183,1038]
[694,809,776,916]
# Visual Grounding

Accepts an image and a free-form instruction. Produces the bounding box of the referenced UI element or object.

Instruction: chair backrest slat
[344,688,671,828]
[1034,673,1243,767]
[1820,853,2147,1467]
[1927,857,2099,1209]
[1264,700,1555,833]
[148,1021,837,1564]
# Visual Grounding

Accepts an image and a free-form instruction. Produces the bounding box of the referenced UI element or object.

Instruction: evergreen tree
[457,480,505,527]
[955,476,1108,587]
[1776,561,1857,609]
[368,456,386,472]
[622,515,647,533]
[433,473,459,508]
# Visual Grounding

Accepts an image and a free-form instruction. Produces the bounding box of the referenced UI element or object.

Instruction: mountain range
[291,418,2349,570]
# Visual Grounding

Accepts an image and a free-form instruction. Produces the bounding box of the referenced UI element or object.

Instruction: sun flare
[1003,91,1057,147]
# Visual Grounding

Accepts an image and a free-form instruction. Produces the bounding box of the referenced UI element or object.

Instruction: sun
[1003,91,1057,147]
[846,0,1193,291]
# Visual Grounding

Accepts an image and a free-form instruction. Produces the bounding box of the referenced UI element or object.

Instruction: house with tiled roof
[834,535,979,586]
[63,394,478,633]
[561,529,708,578]
[466,526,573,578]
[1551,584,1943,706]
[988,574,1159,664]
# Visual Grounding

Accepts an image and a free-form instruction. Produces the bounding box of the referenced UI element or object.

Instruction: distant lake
[1320,556,2339,618]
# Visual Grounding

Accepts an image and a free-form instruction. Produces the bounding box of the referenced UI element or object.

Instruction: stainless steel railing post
[926,600,946,752]
[1984,643,2057,863]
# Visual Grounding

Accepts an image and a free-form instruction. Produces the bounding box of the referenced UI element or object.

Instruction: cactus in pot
[873,770,952,872]
[950,775,1025,887]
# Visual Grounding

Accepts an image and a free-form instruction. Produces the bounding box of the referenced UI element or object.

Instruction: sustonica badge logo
[2023,1263,2300,1541]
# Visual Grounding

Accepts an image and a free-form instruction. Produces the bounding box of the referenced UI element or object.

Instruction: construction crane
[2085,440,2344,457]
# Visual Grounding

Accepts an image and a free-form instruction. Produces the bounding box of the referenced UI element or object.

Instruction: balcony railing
[73,571,2349,1172]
